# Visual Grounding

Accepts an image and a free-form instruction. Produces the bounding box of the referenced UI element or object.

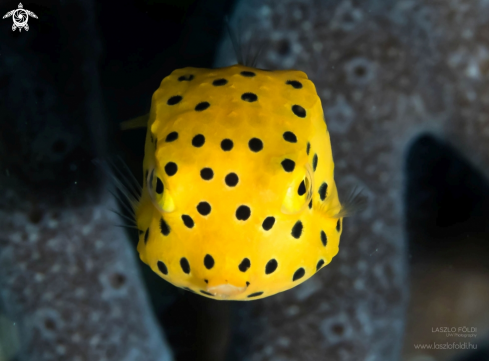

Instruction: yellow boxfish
[120,63,365,301]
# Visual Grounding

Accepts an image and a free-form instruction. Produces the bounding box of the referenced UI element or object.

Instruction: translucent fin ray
[109,208,137,226]
[116,156,142,198]
[93,157,142,219]
[225,16,263,67]
[108,189,136,217]
[105,157,141,202]
[315,186,368,219]
[334,186,368,218]
[225,16,244,65]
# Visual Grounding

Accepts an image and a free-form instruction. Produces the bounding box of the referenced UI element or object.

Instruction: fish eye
[281,163,314,214]
[147,168,175,213]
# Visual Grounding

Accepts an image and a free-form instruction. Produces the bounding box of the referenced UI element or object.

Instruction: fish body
[133,64,344,300]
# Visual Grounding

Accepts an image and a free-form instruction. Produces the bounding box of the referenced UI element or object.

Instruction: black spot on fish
[178,74,194,81]
[165,131,178,142]
[313,154,318,171]
[246,281,250,286]
[197,202,211,216]
[262,216,275,231]
[221,139,233,151]
[281,159,295,172]
[200,167,214,181]
[248,138,263,152]
[225,173,239,187]
[180,257,190,274]
[213,78,228,86]
[265,259,278,274]
[239,258,251,272]
[291,220,303,239]
[156,177,164,194]
[321,230,327,247]
[309,200,313,209]
[144,228,149,244]
[337,219,341,232]
[240,71,255,77]
[292,104,306,118]
[167,95,182,105]
[236,205,251,221]
[160,218,170,236]
[286,80,303,89]
[306,142,310,155]
[283,131,297,143]
[204,254,214,269]
[182,215,194,229]
[293,268,305,281]
[242,92,258,102]
[316,259,325,271]
[192,134,205,147]
[157,261,168,275]
[298,180,306,196]
[319,182,328,201]
[247,292,263,298]
[165,162,178,176]
[195,102,210,111]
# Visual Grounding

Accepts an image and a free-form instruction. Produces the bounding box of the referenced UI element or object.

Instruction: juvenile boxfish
[120,64,365,300]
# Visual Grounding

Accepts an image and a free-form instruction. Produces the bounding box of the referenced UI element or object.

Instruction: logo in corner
[3,3,38,32]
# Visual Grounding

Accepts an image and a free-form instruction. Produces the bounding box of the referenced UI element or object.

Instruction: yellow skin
[135,64,343,300]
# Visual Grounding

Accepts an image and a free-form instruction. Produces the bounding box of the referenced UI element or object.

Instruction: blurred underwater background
[1,0,489,360]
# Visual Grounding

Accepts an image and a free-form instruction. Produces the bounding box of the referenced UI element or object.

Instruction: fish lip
[207,283,246,298]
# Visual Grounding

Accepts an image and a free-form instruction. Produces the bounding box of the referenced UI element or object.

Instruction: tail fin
[224,16,264,68]
[225,16,244,66]
[120,114,149,131]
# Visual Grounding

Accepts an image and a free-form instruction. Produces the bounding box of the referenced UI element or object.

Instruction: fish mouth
[207,283,246,298]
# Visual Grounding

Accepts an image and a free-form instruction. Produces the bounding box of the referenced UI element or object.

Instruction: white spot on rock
[326,95,356,134]
[330,0,364,32]
[285,305,300,317]
[276,336,290,347]
[35,308,64,339]
[344,57,376,85]
[294,276,322,301]
[320,312,353,344]
[260,5,271,17]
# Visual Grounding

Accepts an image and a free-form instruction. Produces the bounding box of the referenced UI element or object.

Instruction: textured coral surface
[213,0,489,360]
[0,0,173,360]
[0,186,173,361]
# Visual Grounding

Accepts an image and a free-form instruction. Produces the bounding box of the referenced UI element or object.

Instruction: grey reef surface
[0,0,173,360]
[215,0,489,361]
[1,0,489,361]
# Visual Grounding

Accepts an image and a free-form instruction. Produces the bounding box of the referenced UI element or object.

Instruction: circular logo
[12,9,28,29]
